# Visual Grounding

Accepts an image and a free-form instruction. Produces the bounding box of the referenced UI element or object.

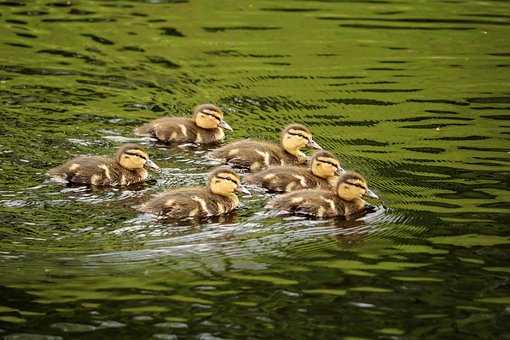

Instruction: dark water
[1,0,510,338]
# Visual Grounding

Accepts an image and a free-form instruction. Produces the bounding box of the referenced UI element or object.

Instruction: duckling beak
[307,139,322,149]
[365,188,379,199]
[219,119,233,131]
[236,185,251,196]
[335,166,346,176]
[145,159,161,172]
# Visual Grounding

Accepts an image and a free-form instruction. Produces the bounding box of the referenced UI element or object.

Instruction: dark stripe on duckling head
[208,166,240,184]
[281,123,312,142]
[309,150,343,170]
[337,171,368,190]
[287,131,311,141]
[216,175,240,185]
[345,180,367,190]
[116,144,147,159]
[317,158,340,168]
[193,103,223,119]
[312,150,340,167]
[201,110,222,122]
[124,150,148,160]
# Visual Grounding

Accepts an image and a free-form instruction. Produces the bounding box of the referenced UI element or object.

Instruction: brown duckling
[209,124,321,172]
[48,144,160,186]
[140,166,250,219]
[266,171,379,218]
[245,150,344,192]
[134,103,232,144]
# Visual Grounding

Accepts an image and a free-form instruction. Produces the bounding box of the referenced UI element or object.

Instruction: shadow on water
[1,0,510,338]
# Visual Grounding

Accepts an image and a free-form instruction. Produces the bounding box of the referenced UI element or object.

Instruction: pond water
[1,0,510,338]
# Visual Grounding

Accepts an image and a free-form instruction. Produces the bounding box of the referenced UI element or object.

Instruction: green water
[1,0,510,338]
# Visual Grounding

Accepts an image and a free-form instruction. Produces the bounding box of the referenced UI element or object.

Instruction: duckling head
[192,104,233,131]
[208,166,250,197]
[281,124,322,156]
[117,144,160,172]
[336,171,378,201]
[310,150,344,179]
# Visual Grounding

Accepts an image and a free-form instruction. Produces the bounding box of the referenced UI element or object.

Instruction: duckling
[140,166,250,219]
[245,150,344,192]
[47,144,160,186]
[134,103,232,144]
[209,124,321,172]
[266,171,379,218]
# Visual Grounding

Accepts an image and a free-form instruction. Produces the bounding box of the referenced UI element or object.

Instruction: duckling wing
[141,188,210,218]
[247,166,313,192]
[210,140,283,171]
[210,139,254,158]
[135,117,197,143]
[48,156,114,185]
[268,189,336,218]
[267,190,308,211]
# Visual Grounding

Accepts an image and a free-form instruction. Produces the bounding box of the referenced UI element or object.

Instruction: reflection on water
[1,0,510,338]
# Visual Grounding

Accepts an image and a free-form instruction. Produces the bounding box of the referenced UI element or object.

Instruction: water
[1,0,509,338]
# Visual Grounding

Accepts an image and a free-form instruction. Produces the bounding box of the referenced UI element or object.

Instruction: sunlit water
[1,0,509,338]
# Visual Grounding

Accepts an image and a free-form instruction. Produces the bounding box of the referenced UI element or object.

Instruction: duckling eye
[215,180,221,184]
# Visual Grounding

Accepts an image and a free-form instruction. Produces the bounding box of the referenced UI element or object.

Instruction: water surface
[1,0,509,338]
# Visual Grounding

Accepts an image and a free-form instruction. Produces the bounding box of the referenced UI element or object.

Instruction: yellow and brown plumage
[140,166,249,219]
[209,124,322,172]
[267,171,379,218]
[47,144,160,186]
[245,150,344,192]
[134,103,232,144]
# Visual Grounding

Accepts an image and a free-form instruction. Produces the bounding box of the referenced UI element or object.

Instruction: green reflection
[482,267,510,274]
[391,276,443,282]
[303,289,347,296]
[349,287,393,293]
[314,259,429,271]
[0,316,26,324]
[428,234,510,248]
[121,306,170,313]
[226,274,298,286]
[477,297,510,304]
[377,328,405,335]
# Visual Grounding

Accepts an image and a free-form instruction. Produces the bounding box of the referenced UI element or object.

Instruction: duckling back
[140,187,238,219]
[48,156,146,186]
[268,189,342,218]
[210,139,304,172]
[135,117,224,144]
[246,166,330,192]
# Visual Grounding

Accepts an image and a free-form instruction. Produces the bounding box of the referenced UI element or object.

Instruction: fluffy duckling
[209,124,321,172]
[245,150,344,192]
[134,103,232,144]
[48,144,160,186]
[267,171,379,218]
[140,166,249,219]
